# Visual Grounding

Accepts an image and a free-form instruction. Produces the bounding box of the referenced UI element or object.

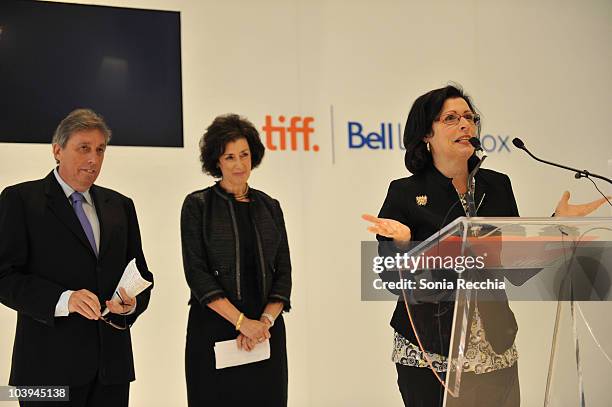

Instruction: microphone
[469,137,487,160]
[512,138,612,185]
[469,137,483,151]
[511,138,524,149]
[466,137,487,216]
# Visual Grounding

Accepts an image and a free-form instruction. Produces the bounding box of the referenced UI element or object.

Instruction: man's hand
[68,289,101,320]
[105,287,137,315]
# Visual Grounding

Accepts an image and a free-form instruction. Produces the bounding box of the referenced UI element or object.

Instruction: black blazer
[181,183,291,311]
[377,164,519,356]
[0,172,153,386]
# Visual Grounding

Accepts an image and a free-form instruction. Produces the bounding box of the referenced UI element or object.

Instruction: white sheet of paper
[101,258,152,316]
[214,338,270,369]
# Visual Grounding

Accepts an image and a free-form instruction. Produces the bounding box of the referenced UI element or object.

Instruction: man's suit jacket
[0,171,153,386]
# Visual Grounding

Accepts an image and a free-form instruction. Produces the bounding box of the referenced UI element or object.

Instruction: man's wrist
[120,304,136,315]
[55,290,74,317]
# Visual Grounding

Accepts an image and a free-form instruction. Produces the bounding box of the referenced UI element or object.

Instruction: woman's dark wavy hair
[403,84,480,174]
[199,114,265,178]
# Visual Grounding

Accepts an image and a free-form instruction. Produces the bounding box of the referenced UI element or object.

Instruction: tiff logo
[262,115,318,151]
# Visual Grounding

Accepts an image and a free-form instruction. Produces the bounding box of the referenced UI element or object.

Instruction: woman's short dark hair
[403,84,480,174]
[199,114,265,178]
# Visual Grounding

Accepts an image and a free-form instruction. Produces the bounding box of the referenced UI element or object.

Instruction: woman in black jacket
[363,85,606,407]
[181,114,291,406]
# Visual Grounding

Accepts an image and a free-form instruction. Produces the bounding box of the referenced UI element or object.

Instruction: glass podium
[400,217,612,407]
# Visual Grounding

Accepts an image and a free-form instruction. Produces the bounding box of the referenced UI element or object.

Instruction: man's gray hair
[52,108,112,148]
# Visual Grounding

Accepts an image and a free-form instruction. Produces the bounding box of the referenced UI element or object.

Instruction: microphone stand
[513,138,612,185]
[467,137,487,217]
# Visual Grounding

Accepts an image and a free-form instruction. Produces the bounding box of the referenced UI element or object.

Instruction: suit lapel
[90,186,115,260]
[44,172,97,257]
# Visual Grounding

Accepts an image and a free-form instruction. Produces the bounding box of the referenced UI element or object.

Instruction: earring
[426,142,431,152]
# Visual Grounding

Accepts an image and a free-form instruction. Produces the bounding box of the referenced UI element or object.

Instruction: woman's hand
[237,316,275,351]
[239,318,271,343]
[236,333,258,352]
[362,214,411,245]
[554,191,611,217]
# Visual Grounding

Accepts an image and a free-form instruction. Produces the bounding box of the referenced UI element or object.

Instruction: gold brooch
[416,195,428,206]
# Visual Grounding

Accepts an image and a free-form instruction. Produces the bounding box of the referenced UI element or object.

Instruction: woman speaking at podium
[363,84,606,407]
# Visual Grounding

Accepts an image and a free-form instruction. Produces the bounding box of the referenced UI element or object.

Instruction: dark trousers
[396,364,446,407]
[19,376,129,407]
[396,363,520,407]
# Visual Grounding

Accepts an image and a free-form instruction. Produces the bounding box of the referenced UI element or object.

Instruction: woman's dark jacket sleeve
[267,199,292,311]
[181,194,226,304]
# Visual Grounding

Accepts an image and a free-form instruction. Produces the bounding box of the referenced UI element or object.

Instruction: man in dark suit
[0,109,153,406]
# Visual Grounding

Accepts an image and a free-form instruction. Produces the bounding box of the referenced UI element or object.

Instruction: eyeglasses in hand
[100,290,133,330]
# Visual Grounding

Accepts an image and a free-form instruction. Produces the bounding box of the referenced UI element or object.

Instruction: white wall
[1,0,611,406]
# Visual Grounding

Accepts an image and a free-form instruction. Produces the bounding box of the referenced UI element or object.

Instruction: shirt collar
[423,155,482,190]
[53,167,94,206]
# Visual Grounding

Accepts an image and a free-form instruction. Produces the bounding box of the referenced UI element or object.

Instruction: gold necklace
[234,184,249,201]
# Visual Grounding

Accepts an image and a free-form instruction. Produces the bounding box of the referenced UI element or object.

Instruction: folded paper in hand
[101,258,152,316]
[214,339,270,369]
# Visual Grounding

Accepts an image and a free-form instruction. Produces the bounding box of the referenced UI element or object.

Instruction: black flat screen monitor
[0,0,183,147]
